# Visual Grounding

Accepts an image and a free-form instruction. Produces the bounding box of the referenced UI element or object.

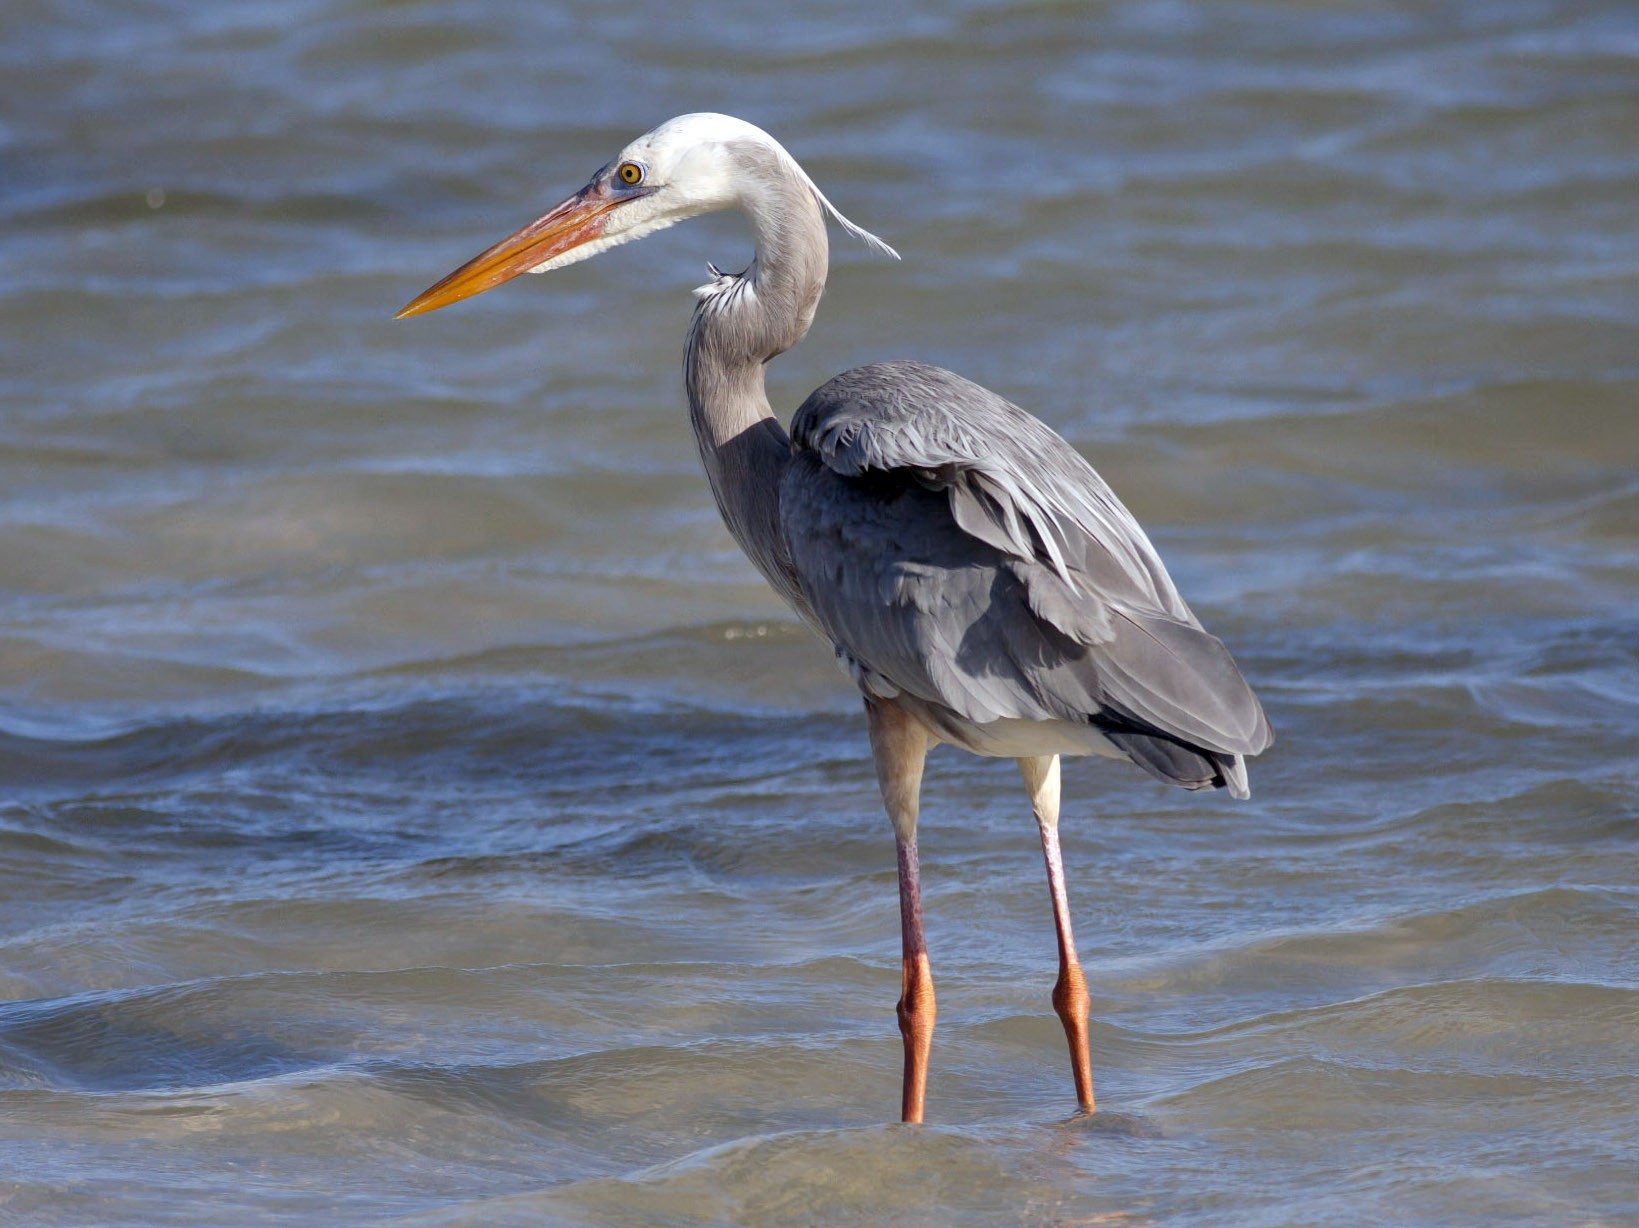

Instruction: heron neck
[681,169,829,606]
[683,172,828,446]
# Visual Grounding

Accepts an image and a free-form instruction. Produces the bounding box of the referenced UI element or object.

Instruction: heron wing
[781,360,1272,759]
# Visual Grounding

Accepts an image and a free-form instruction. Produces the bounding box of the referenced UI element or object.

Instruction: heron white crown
[524,112,899,277]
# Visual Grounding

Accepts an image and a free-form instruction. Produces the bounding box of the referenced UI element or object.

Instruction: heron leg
[866,698,934,1124]
[1018,754,1096,1113]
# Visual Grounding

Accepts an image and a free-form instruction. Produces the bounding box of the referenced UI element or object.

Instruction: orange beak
[395,184,632,319]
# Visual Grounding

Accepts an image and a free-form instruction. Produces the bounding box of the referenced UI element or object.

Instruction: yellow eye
[617,161,644,186]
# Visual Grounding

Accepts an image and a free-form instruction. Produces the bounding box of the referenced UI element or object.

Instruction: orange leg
[895,834,936,1123]
[1020,755,1095,1113]
[866,699,934,1124]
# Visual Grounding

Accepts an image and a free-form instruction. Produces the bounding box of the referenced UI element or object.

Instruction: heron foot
[1059,1108,1162,1138]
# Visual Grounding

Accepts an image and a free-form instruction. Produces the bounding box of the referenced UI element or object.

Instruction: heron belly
[892,694,1126,761]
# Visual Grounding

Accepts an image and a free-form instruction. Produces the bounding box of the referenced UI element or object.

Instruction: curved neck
[682,154,829,605]
[684,157,829,439]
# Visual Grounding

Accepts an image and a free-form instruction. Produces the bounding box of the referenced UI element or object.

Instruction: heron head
[396,113,893,319]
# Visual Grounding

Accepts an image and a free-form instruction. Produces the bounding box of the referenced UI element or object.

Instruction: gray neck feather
[682,143,830,610]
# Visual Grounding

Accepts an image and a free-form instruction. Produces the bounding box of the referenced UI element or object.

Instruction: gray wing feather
[782,457,1082,724]
[782,361,1273,768]
[791,361,1187,621]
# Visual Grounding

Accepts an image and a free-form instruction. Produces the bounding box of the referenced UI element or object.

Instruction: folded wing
[779,361,1272,794]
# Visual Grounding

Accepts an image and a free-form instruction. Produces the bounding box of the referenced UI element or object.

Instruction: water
[2,1,1636,1224]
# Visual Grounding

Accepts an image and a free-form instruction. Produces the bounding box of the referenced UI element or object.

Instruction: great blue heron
[398,113,1273,1124]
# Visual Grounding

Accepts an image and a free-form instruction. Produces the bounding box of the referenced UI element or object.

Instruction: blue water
[1,1,1636,1224]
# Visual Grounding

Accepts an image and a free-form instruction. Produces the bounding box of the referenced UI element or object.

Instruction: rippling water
[2,1,1636,1224]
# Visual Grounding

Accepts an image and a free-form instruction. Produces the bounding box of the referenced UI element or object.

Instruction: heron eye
[617,161,645,186]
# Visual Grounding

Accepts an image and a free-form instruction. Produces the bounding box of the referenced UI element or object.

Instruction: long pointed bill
[395,185,628,319]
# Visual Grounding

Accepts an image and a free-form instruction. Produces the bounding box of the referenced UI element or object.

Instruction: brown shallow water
[1,1,1636,1224]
